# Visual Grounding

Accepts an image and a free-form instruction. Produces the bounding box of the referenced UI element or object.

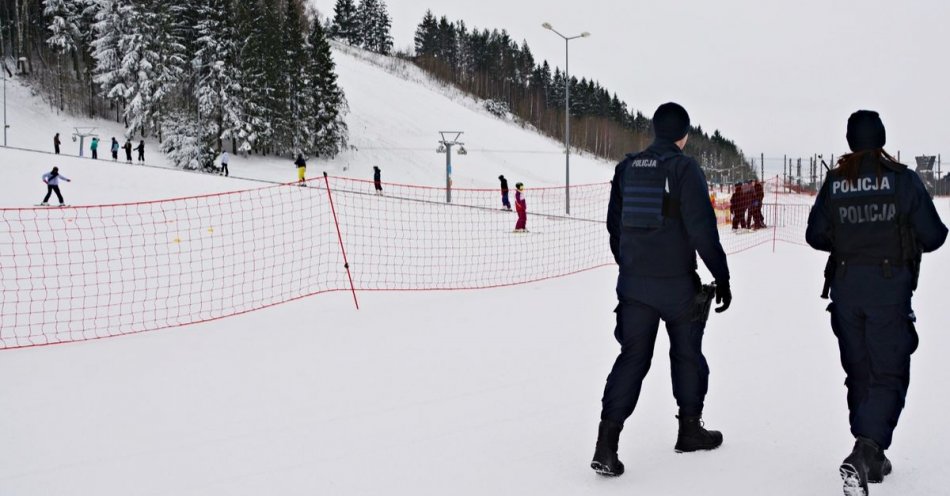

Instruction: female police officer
[806,110,947,496]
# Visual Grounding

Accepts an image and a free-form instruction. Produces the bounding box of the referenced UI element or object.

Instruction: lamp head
[581,32,591,38]
[542,22,552,30]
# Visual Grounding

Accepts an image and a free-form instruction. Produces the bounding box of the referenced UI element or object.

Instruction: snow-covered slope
[0,43,613,194]
[1,160,948,494]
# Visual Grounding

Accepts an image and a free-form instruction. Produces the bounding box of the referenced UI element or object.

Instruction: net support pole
[772,175,779,253]
[323,172,359,310]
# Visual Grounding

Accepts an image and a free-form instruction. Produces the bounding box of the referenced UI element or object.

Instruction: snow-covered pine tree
[191,0,244,165]
[279,0,311,156]
[91,0,139,123]
[549,68,564,109]
[370,0,393,55]
[43,0,82,53]
[145,1,187,141]
[329,0,360,46]
[355,0,378,52]
[234,0,271,153]
[124,0,187,139]
[413,10,438,58]
[304,13,348,157]
[252,0,287,154]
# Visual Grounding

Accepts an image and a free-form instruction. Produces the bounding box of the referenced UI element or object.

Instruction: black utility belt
[839,257,907,267]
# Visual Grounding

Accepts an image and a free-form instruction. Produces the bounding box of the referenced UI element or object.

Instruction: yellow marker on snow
[173,237,182,244]
[208,227,214,233]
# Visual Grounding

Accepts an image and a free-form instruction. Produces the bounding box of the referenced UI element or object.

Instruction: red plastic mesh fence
[0,175,814,349]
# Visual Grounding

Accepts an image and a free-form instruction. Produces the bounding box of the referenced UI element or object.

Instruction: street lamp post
[2,60,8,147]
[543,23,589,216]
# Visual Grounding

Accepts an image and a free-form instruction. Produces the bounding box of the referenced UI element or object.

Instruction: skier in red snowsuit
[514,182,527,231]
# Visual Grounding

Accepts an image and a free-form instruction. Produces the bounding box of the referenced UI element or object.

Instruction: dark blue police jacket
[806,156,947,305]
[607,140,730,301]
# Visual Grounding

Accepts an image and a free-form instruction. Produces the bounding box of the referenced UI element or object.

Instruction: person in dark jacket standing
[54,133,61,154]
[373,166,383,195]
[111,137,120,161]
[591,102,732,478]
[135,140,145,163]
[806,110,947,496]
[295,154,307,184]
[498,175,511,210]
[123,139,133,163]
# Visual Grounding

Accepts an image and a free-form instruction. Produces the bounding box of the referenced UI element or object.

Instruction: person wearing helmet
[514,182,527,231]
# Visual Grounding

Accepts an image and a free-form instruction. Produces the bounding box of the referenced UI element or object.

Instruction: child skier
[514,182,527,232]
[499,175,511,210]
[40,167,72,206]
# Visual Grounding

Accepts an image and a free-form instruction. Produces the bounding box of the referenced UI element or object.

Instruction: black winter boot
[840,437,881,496]
[674,415,723,453]
[867,448,892,484]
[591,419,624,476]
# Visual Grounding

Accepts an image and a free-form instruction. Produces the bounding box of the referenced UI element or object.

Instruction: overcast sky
[312,0,949,165]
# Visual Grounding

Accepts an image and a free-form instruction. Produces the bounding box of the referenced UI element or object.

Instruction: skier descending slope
[592,102,731,477]
[39,167,72,206]
[806,111,947,496]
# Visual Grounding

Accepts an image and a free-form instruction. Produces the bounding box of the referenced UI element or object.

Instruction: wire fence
[0,175,810,350]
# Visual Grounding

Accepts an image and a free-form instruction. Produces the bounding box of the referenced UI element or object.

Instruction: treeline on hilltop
[410,11,753,179]
[0,0,348,169]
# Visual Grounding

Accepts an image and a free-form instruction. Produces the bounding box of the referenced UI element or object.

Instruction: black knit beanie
[653,102,691,141]
[846,110,886,152]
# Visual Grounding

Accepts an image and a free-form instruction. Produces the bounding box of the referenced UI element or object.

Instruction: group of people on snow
[498,174,527,232]
[53,133,145,163]
[729,178,767,230]
[591,103,946,496]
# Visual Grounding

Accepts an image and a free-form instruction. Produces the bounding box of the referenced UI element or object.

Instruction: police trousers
[829,302,918,450]
[601,279,709,424]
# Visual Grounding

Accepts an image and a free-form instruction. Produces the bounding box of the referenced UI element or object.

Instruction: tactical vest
[621,151,680,229]
[827,162,909,269]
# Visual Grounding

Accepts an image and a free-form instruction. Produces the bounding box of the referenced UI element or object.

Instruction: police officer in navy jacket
[806,110,947,495]
[591,102,732,477]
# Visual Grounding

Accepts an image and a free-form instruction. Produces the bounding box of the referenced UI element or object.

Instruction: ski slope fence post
[773,174,779,253]
[324,172,359,310]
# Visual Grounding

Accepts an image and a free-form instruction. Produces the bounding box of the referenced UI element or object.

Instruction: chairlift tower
[72,127,99,158]
[438,132,467,203]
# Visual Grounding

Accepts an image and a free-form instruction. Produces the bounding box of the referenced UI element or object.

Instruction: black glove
[714,281,731,313]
